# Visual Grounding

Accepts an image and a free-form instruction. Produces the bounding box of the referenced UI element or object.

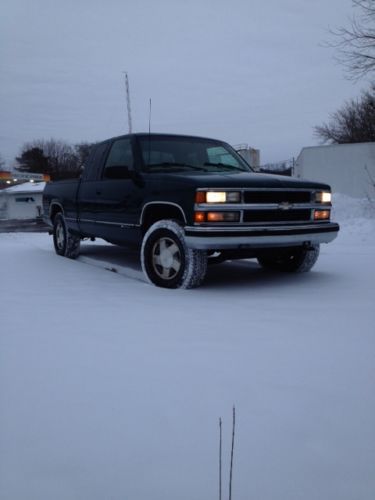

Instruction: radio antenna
[147,98,152,165]
[148,98,152,134]
[123,71,133,133]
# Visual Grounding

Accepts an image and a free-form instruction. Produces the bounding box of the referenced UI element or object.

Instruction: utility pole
[124,71,133,133]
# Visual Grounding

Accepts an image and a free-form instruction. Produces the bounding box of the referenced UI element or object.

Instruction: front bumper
[185,222,340,250]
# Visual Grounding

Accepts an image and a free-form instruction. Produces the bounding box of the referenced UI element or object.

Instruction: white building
[0,182,46,220]
[234,144,260,170]
[295,142,375,198]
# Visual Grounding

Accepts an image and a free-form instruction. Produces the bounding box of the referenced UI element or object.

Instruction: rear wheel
[141,220,207,289]
[53,213,81,259]
[257,244,320,273]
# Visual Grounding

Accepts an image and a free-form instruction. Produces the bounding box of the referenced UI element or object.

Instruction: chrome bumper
[185,222,340,250]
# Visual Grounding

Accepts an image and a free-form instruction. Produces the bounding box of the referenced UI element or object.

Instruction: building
[234,144,260,170]
[0,182,46,220]
[295,142,375,198]
[0,170,50,190]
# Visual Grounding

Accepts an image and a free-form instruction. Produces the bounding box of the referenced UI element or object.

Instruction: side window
[207,146,238,166]
[82,142,110,181]
[104,139,134,172]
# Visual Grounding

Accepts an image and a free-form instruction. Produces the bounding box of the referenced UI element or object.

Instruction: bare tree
[329,0,375,80]
[16,139,81,180]
[16,147,50,175]
[35,139,79,177]
[0,153,5,169]
[74,142,96,167]
[314,84,375,143]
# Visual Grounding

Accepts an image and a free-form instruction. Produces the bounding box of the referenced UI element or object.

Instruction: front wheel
[257,244,320,273]
[53,213,81,259]
[141,220,207,289]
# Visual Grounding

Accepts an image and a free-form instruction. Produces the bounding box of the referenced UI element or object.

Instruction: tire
[53,213,81,259]
[141,220,207,289]
[257,244,320,273]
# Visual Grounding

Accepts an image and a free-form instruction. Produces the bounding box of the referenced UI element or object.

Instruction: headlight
[195,191,241,203]
[315,191,332,203]
[206,192,227,203]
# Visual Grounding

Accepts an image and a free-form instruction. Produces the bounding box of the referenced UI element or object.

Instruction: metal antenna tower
[124,71,133,133]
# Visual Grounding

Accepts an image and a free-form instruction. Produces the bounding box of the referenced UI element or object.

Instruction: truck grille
[243,209,311,223]
[194,188,323,226]
[243,191,311,204]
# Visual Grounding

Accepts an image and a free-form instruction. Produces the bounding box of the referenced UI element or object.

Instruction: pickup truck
[43,133,339,288]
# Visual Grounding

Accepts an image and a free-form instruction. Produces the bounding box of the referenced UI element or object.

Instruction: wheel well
[50,203,63,223]
[141,204,186,234]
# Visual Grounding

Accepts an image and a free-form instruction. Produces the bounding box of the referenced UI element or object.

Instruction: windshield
[137,135,252,173]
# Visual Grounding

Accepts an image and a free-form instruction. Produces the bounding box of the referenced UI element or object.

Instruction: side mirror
[104,165,133,180]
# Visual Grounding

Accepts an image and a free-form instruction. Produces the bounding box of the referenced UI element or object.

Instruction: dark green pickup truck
[43,133,339,288]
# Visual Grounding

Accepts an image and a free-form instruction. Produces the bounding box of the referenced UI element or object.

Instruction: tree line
[315,0,375,144]
[15,140,95,181]
[314,84,375,144]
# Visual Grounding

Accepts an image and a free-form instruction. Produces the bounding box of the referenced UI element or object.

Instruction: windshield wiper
[203,162,246,171]
[146,162,207,171]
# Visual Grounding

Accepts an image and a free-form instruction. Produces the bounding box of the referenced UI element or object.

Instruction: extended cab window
[82,141,110,181]
[103,139,134,177]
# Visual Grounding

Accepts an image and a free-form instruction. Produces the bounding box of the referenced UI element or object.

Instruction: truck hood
[145,170,331,191]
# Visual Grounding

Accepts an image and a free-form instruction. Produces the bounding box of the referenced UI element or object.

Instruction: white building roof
[298,141,375,156]
[1,181,46,195]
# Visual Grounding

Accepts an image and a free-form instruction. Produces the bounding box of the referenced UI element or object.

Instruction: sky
[0,0,369,167]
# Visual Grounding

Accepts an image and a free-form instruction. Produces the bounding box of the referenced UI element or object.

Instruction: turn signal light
[194,211,240,223]
[194,211,206,223]
[195,192,207,204]
[314,209,330,220]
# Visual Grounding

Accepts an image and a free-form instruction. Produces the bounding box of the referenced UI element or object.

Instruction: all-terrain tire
[257,244,320,273]
[53,213,81,259]
[141,220,207,289]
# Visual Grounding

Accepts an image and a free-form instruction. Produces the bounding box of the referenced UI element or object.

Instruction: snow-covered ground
[1,195,374,500]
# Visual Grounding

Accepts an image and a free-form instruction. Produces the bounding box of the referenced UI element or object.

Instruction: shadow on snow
[76,242,335,291]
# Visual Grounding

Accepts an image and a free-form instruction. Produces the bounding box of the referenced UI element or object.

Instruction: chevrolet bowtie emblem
[278,201,293,210]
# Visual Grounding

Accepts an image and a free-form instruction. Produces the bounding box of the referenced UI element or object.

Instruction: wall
[0,192,43,219]
[295,142,375,198]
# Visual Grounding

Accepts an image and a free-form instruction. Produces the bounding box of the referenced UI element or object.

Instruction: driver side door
[94,137,142,243]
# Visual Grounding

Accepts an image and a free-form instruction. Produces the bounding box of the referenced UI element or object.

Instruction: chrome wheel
[53,213,81,259]
[152,236,182,280]
[141,220,207,289]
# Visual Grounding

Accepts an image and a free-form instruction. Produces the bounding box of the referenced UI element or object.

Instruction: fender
[140,201,187,225]
[49,200,65,220]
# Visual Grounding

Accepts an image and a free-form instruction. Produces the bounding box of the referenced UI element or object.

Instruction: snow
[1,181,46,194]
[1,195,374,500]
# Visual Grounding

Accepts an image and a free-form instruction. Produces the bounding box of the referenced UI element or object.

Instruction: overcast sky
[0,0,369,166]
